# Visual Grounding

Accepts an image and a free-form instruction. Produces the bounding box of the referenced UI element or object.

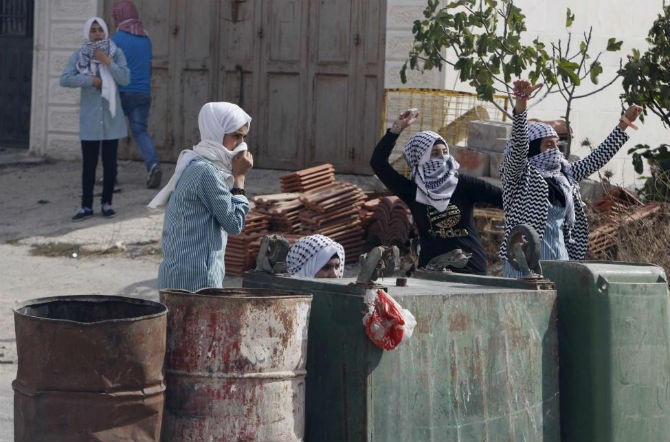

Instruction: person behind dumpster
[150,102,254,291]
[60,17,130,222]
[369,109,503,275]
[111,0,163,189]
[500,79,643,278]
[286,234,345,278]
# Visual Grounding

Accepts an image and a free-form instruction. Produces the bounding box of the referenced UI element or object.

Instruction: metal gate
[0,0,33,148]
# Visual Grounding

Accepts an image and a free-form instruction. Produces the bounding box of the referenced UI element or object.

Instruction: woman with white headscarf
[287,234,345,278]
[370,110,503,274]
[60,17,130,221]
[152,102,254,291]
[500,80,643,278]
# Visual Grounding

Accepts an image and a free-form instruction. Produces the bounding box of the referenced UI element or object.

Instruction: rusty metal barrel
[12,295,167,442]
[160,288,312,442]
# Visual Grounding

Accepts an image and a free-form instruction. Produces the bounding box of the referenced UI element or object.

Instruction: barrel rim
[159,287,313,300]
[13,294,168,324]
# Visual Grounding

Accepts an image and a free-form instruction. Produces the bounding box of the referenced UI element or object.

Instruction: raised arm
[501,81,543,187]
[568,104,642,182]
[369,109,419,202]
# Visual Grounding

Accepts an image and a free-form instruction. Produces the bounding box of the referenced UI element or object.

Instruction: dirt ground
[0,150,382,440]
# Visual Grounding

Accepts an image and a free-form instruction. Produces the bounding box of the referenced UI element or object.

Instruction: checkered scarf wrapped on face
[77,18,117,76]
[401,131,459,212]
[77,17,119,117]
[286,234,345,278]
[505,122,577,234]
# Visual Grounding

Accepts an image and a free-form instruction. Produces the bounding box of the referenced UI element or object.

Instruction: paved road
[0,150,380,440]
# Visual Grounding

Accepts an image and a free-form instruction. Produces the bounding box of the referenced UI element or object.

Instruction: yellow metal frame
[381,88,510,175]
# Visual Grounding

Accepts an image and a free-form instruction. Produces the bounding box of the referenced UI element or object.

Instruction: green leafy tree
[619,5,670,128]
[401,0,622,151]
[619,6,670,202]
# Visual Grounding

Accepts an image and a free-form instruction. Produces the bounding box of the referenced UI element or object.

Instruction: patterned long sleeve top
[157,158,250,291]
[499,110,629,261]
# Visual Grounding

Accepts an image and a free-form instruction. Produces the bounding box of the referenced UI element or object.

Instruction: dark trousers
[80,139,118,209]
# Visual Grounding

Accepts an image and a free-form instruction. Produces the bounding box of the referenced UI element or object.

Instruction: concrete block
[579,179,606,202]
[452,146,490,177]
[489,151,505,179]
[467,120,513,152]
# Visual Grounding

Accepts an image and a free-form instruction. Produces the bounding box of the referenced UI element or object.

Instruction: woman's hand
[93,49,112,66]
[232,150,254,177]
[390,108,419,134]
[618,104,643,131]
[512,80,542,114]
[92,77,102,89]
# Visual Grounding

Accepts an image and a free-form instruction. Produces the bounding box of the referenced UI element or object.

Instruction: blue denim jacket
[60,47,130,141]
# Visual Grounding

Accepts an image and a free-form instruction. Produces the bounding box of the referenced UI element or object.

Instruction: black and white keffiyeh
[505,122,577,233]
[401,131,459,212]
[286,234,345,278]
[77,17,119,116]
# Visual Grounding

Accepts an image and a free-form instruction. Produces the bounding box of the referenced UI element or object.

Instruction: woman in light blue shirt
[60,17,130,221]
[150,102,255,291]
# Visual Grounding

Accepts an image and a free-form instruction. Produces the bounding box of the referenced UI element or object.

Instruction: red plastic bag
[363,289,416,351]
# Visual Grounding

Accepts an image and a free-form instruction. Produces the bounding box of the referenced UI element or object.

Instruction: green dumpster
[243,271,559,441]
[541,261,670,442]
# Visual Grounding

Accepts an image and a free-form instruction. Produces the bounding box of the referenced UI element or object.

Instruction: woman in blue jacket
[60,17,130,221]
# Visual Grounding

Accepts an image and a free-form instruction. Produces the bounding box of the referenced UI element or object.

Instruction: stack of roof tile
[225,209,270,276]
[298,181,368,263]
[363,196,413,248]
[279,163,335,192]
[252,193,303,232]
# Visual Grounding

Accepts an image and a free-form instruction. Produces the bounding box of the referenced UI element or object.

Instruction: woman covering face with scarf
[499,79,643,278]
[370,110,503,275]
[60,17,130,221]
[153,102,254,291]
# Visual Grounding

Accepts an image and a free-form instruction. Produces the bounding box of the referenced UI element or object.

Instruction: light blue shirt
[59,47,130,140]
[504,204,570,278]
[157,158,250,291]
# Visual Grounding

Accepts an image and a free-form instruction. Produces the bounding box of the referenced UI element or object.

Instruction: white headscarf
[148,102,252,208]
[79,17,118,117]
[402,131,460,212]
[286,234,345,278]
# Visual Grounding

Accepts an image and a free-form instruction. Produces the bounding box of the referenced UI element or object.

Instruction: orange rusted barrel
[12,295,167,442]
[160,288,312,442]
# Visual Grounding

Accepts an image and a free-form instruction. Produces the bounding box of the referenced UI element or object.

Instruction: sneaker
[101,203,116,218]
[72,207,93,222]
[97,177,119,186]
[146,164,162,189]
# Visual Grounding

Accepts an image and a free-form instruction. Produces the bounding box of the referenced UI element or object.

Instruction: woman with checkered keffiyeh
[370,110,503,275]
[500,80,643,278]
[286,234,345,278]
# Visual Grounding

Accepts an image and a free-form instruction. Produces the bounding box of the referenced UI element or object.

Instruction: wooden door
[104,0,176,161]
[302,0,386,174]
[109,0,386,173]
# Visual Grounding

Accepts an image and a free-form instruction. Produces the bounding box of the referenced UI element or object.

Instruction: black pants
[80,139,118,209]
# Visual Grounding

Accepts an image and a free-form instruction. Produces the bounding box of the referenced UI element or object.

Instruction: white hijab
[80,17,118,117]
[286,234,345,278]
[148,102,252,208]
